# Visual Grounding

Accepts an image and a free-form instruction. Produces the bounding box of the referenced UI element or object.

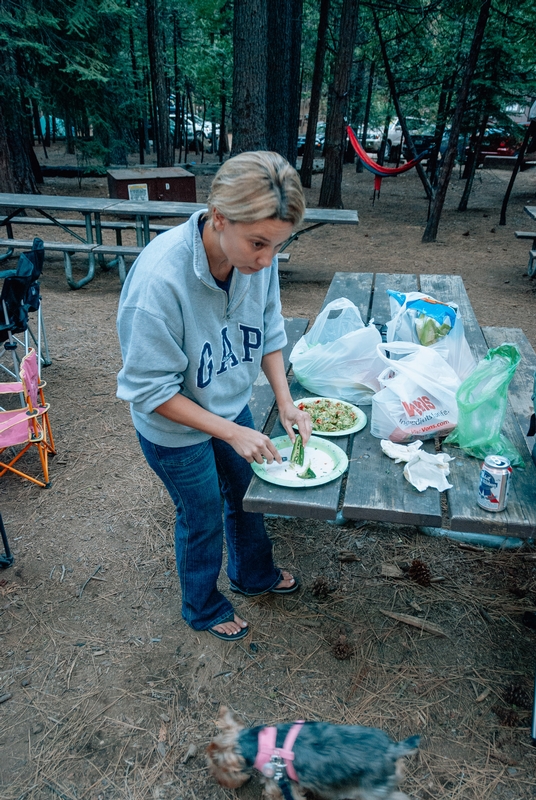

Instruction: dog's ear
[216,705,243,731]
[394,735,420,756]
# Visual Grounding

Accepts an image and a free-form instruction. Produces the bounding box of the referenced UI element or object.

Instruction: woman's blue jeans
[137,405,281,630]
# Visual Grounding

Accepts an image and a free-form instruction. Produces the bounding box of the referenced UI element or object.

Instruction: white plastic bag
[386,290,476,380]
[290,297,385,405]
[371,342,461,442]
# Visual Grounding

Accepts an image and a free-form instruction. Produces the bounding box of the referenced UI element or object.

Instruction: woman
[117,151,312,641]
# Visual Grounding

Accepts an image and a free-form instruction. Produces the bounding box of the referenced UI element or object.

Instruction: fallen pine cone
[407,559,432,588]
[331,634,354,660]
[310,576,331,600]
[492,705,520,728]
[503,683,532,709]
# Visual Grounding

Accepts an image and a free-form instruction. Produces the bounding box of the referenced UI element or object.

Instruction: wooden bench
[0,238,143,289]
[2,216,173,245]
[514,232,536,276]
[0,237,290,290]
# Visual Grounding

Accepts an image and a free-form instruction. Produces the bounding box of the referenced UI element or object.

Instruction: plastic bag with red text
[371,342,461,442]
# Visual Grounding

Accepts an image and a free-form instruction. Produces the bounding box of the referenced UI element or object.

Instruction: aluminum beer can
[477,455,511,512]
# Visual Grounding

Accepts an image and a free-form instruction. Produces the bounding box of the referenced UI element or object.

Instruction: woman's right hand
[226,423,282,464]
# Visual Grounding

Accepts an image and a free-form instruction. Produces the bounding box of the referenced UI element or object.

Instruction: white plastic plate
[292,397,367,437]
[251,435,349,488]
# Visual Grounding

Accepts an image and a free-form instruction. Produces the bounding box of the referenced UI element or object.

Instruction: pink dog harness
[254,721,304,782]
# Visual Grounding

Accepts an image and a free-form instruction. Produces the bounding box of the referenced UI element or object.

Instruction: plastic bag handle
[375,342,458,399]
[376,341,424,367]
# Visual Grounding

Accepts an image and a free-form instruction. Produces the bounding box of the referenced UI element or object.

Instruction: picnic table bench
[0,194,358,288]
[244,272,536,539]
[522,207,536,276]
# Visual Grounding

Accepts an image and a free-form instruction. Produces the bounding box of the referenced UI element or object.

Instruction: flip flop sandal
[270,577,300,595]
[207,616,249,642]
[230,572,300,596]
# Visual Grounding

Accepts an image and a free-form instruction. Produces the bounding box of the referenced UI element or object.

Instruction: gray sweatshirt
[116,210,287,447]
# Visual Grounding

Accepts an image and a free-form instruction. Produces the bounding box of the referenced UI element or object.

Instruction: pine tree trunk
[422,0,492,243]
[0,49,38,195]
[318,0,360,208]
[300,0,330,188]
[231,0,267,155]
[266,0,303,166]
[373,10,432,199]
[458,113,488,211]
[0,108,38,195]
[146,0,173,167]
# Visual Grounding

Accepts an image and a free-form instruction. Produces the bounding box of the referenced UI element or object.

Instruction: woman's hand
[226,424,283,464]
[278,400,313,446]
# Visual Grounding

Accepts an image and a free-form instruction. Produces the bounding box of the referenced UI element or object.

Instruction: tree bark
[500,120,536,225]
[458,112,488,211]
[266,0,303,165]
[146,0,174,167]
[0,48,38,195]
[318,0,360,208]
[300,0,330,187]
[231,0,267,155]
[373,10,432,199]
[423,0,492,243]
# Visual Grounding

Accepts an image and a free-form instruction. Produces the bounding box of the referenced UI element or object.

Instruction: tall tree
[300,0,330,188]
[266,0,303,165]
[423,0,492,243]
[318,0,360,207]
[146,0,174,167]
[231,0,267,154]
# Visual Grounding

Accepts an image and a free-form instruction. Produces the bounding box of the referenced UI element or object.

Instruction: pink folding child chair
[0,348,55,488]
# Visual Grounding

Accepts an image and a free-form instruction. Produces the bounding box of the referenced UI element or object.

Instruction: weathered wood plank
[320,271,374,319]
[482,327,536,451]
[249,317,309,432]
[244,377,346,520]
[342,426,443,526]
[371,273,419,325]
[341,273,441,525]
[419,274,488,358]
[420,276,536,538]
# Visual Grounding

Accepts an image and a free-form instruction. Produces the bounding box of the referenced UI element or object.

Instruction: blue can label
[478,458,510,512]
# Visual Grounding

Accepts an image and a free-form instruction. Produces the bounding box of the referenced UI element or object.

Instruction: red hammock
[346,125,430,198]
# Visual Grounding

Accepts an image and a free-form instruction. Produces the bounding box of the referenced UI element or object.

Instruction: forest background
[1,0,536,241]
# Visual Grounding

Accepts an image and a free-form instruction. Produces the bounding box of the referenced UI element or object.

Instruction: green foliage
[1,0,535,170]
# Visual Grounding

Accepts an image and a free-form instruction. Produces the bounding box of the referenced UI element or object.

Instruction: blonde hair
[207,151,305,227]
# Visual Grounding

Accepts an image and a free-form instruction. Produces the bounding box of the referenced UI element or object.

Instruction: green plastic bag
[444,344,524,467]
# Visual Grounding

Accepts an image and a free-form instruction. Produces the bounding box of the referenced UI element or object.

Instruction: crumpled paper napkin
[380,439,454,492]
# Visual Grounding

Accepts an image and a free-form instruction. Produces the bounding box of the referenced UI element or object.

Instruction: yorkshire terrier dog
[207,706,420,800]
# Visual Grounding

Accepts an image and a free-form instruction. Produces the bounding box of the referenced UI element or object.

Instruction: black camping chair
[0,513,13,568]
[0,237,50,380]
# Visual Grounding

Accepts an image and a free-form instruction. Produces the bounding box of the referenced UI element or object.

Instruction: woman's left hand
[278,401,313,446]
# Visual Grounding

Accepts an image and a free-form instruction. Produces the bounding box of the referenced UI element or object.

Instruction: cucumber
[290,434,305,467]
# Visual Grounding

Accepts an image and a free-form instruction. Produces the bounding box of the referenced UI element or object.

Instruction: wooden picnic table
[244,272,536,539]
[104,200,358,247]
[0,193,358,285]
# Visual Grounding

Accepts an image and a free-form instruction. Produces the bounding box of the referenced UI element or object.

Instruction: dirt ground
[1,146,536,800]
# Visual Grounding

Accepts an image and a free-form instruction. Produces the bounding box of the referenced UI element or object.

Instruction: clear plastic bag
[289,298,384,405]
[444,343,524,466]
[386,290,476,380]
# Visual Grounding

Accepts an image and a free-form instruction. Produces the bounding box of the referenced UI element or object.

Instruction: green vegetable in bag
[444,344,524,466]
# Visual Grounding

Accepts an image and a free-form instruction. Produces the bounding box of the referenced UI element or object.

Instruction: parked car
[297,134,323,156]
[386,117,426,160]
[402,127,466,163]
[469,125,524,164]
